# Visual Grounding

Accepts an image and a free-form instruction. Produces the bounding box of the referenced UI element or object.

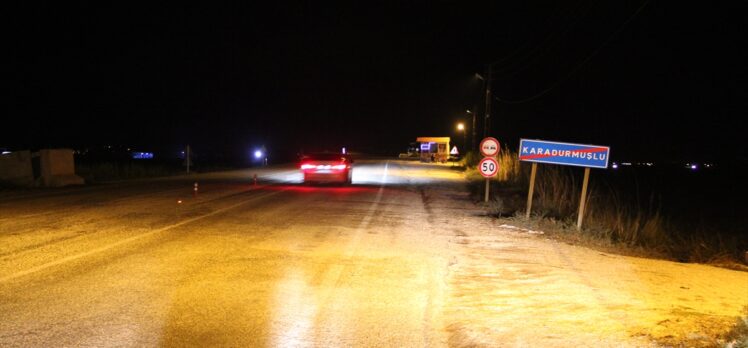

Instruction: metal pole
[185,145,190,174]
[463,129,466,154]
[525,163,537,219]
[484,178,490,202]
[577,167,591,230]
[471,107,476,151]
[484,65,492,138]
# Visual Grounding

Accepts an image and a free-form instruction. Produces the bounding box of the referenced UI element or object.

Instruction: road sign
[480,137,500,157]
[518,139,610,169]
[450,146,459,155]
[478,157,499,177]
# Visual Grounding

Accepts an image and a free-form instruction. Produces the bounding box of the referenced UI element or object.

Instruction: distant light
[457,123,465,131]
[1,151,11,155]
[690,164,698,170]
[611,163,618,169]
[342,147,346,154]
[254,150,263,159]
[622,162,632,166]
[132,152,154,159]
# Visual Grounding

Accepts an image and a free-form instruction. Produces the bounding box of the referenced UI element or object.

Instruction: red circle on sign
[478,157,499,177]
[480,137,500,157]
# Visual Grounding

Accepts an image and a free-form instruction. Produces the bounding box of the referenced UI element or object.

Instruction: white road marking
[0,188,285,283]
[355,161,388,235]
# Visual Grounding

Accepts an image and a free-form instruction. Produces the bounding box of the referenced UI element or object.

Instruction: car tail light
[301,161,349,172]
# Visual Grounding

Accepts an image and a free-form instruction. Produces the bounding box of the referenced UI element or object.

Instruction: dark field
[600,163,747,235]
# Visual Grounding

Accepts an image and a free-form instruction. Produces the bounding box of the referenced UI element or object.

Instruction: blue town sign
[518,139,610,169]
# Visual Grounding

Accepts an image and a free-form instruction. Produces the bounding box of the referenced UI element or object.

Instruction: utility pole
[184,145,191,173]
[470,108,476,151]
[482,65,493,204]
[484,65,492,138]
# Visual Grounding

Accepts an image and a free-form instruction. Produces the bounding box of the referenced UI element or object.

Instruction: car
[299,153,353,185]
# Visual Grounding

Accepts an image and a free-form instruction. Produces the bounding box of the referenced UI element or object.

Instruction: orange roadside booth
[416,137,450,163]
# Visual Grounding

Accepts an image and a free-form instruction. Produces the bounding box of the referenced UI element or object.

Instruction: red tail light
[300,160,349,172]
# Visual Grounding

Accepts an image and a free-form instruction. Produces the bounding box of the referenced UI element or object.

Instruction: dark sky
[5,1,747,162]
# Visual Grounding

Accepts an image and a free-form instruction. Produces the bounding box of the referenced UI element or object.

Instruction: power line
[492,0,598,77]
[494,0,651,105]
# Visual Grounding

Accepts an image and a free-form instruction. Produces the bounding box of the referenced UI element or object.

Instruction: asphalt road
[0,160,746,347]
[0,160,462,347]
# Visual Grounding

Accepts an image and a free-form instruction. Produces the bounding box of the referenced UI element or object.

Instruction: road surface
[0,160,746,347]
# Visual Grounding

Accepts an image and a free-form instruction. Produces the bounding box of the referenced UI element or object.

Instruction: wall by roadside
[40,149,84,187]
[0,149,84,188]
[0,151,34,186]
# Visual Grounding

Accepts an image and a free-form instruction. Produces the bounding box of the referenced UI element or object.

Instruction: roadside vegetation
[723,306,748,348]
[75,160,239,183]
[461,148,748,268]
[75,161,181,182]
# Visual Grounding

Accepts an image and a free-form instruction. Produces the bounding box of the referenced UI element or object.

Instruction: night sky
[6,2,747,162]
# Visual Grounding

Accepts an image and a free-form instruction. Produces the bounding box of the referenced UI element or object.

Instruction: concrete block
[39,149,84,187]
[0,150,34,186]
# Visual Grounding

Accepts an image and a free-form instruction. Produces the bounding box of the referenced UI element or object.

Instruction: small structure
[0,150,34,186]
[416,137,451,163]
[1,148,84,187]
[38,149,85,187]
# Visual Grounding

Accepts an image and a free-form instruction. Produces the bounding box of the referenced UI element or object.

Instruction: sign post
[518,139,610,229]
[525,163,537,219]
[577,167,591,229]
[479,137,500,202]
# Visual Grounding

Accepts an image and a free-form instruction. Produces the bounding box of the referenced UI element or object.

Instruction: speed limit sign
[478,157,499,177]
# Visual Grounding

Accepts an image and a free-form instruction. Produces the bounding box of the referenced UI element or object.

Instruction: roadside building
[416,137,451,163]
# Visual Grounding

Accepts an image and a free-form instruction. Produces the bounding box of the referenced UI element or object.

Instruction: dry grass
[722,306,748,347]
[76,161,183,182]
